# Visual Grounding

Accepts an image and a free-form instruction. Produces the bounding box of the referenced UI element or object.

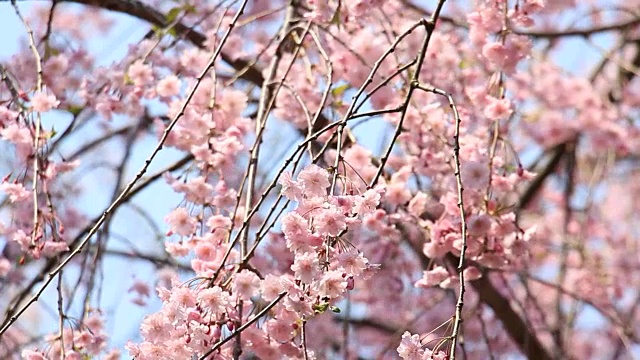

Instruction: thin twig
[12,0,44,248]
[415,84,467,359]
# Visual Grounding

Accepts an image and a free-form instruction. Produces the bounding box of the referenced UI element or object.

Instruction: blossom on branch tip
[31,92,60,112]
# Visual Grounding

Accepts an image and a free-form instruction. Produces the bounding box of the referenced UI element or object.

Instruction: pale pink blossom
[415,266,450,288]
[0,123,31,145]
[463,266,482,281]
[129,279,151,298]
[12,230,31,252]
[64,351,82,360]
[482,42,507,66]
[264,318,293,343]
[156,75,181,97]
[170,286,197,308]
[21,350,47,360]
[194,241,218,262]
[233,270,261,300]
[182,176,213,204]
[43,160,80,179]
[482,36,531,73]
[165,207,197,236]
[284,292,314,317]
[291,252,320,283]
[397,331,424,360]
[261,274,288,301]
[297,164,330,197]
[31,92,60,112]
[336,251,368,276]
[280,171,303,201]
[0,257,11,277]
[467,214,492,236]
[128,60,153,87]
[218,89,249,120]
[0,182,30,203]
[523,0,545,12]
[0,105,18,124]
[44,54,69,75]
[484,96,513,120]
[386,183,412,206]
[165,241,190,257]
[461,161,489,190]
[281,212,310,239]
[198,286,230,313]
[318,270,347,298]
[353,187,382,215]
[41,241,70,257]
[140,313,170,342]
[104,350,121,360]
[315,206,347,236]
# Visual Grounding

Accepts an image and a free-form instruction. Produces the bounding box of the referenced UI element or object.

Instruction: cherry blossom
[1,1,639,359]
[30,92,59,112]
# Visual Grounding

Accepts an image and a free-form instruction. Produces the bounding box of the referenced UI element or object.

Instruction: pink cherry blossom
[353,187,383,215]
[41,241,69,257]
[318,270,347,299]
[0,257,10,277]
[291,252,320,283]
[233,269,261,300]
[397,332,424,360]
[467,214,492,236]
[314,206,347,236]
[165,208,197,236]
[264,318,294,343]
[21,350,47,360]
[297,164,330,197]
[0,123,31,146]
[484,96,513,120]
[280,171,303,201]
[415,266,450,288]
[156,75,181,97]
[31,92,60,112]
[128,60,154,87]
[0,182,30,203]
[461,161,490,190]
[281,212,310,237]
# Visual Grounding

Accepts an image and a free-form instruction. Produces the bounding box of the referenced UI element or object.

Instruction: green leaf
[166,7,182,23]
[123,72,133,86]
[67,105,84,116]
[151,24,164,36]
[184,4,197,14]
[330,5,341,28]
[330,305,341,313]
[331,84,349,98]
[313,302,329,314]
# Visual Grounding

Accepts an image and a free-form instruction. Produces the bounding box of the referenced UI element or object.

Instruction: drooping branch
[0,154,193,336]
[517,142,568,213]
[47,0,347,143]
[470,274,554,360]
[401,218,554,359]
[515,17,640,39]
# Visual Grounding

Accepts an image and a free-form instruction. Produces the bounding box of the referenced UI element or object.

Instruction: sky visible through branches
[1,1,640,359]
